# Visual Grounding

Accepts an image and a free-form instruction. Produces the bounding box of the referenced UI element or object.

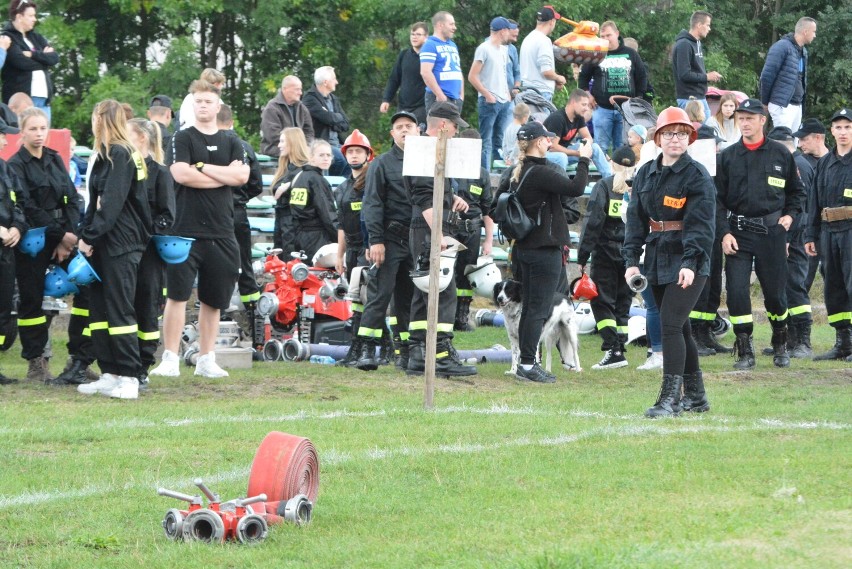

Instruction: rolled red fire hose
[248,432,320,504]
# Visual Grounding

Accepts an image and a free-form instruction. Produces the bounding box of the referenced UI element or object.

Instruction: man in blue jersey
[420,11,464,116]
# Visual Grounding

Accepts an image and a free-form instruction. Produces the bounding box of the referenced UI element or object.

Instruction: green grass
[0,325,849,569]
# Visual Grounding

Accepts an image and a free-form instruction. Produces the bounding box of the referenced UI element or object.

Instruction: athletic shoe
[77,373,119,395]
[515,363,556,383]
[101,376,139,400]
[195,353,229,378]
[592,349,628,370]
[637,352,664,370]
[150,350,180,377]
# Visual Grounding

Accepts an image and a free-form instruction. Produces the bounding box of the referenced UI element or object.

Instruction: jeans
[32,97,51,124]
[477,98,512,169]
[514,246,563,364]
[546,141,612,178]
[677,98,711,125]
[592,106,622,155]
[329,145,352,178]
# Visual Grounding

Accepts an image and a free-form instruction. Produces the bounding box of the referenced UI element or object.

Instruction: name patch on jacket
[663,196,686,209]
[607,199,625,217]
[132,151,146,181]
[290,188,308,206]
[469,185,483,196]
[206,146,218,151]
[767,176,785,188]
[844,188,852,199]
[350,201,362,211]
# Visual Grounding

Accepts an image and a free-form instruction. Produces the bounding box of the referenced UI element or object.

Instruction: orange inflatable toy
[553,18,609,65]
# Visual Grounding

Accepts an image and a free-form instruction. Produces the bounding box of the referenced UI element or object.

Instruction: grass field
[0,324,849,569]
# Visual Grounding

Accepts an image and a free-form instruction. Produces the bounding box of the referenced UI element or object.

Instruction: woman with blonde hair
[271,127,310,257]
[75,100,152,400]
[706,93,741,149]
[289,139,338,261]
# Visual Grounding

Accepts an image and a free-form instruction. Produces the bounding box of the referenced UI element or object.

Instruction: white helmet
[312,243,338,268]
[410,239,466,293]
[575,302,596,334]
[464,256,502,298]
[626,315,647,345]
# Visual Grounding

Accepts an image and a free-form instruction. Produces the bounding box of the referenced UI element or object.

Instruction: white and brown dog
[493,279,582,374]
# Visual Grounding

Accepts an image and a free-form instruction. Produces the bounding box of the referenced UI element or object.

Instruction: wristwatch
[195,162,205,172]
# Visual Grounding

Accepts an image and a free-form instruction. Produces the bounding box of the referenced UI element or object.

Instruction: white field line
[0,419,846,510]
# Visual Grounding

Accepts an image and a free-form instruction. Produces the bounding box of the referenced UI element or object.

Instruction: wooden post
[423,128,450,410]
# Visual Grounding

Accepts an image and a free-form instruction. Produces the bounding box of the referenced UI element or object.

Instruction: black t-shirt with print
[168,127,246,238]
[543,109,586,149]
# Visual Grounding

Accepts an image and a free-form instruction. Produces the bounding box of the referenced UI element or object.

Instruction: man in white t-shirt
[519,5,566,102]
[468,17,516,169]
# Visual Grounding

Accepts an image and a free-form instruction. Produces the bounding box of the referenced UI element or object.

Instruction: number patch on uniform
[290,188,308,206]
[663,196,686,209]
[767,176,785,188]
[350,201,362,211]
[470,185,483,196]
[607,199,625,217]
[844,188,852,199]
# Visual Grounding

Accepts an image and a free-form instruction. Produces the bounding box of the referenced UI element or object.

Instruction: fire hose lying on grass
[157,431,319,544]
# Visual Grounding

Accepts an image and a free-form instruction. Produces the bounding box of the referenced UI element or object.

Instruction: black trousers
[358,237,412,342]
[0,246,14,350]
[690,237,724,324]
[725,226,788,335]
[408,225,456,343]
[14,247,52,360]
[515,246,562,364]
[452,222,481,299]
[590,251,632,350]
[295,228,330,265]
[234,205,260,304]
[273,206,296,259]
[134,241,165,371]
[89,250,143,377]
[785,227,812,324]
[820,227,852,330]
[651,276,706,377]
[67,286,94,365]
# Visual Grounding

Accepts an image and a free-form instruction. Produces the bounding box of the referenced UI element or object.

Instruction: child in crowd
[501,102,530,166]
[706,92,741,150]
[627,124,647,162]
[685,99,705,130]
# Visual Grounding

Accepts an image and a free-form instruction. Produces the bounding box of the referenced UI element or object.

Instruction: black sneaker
[515,364,556,383]
[592,349,628,370]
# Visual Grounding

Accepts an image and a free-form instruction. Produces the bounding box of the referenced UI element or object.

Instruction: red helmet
[654,107,697,146]
[341,129,374,160]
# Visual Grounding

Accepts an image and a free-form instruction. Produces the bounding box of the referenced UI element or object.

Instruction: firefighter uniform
[289,164,338,262]
[451,167,492,331]
[82,146,151,379]
[716,131,805,368]
[0,159,27,383]
[357,144,413,370]
[134,157,174,377]
[806,108,852,360]
[578,175,632,361]
[9,145,84,373]
[234,138,263,306]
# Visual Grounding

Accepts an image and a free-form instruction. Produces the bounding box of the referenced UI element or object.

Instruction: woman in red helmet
[623,106,716,418]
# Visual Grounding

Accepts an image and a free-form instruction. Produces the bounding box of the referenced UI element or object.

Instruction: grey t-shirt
[519,29,555,95]
[473,40,510,103]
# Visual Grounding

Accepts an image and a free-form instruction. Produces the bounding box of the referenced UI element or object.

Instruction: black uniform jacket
[289,164,337,240]
[623,153,716,285]
[456,167,492,220]
[715,137,805,236]
[9,146,83,249]
[143,157,175,235]
[335,174,365,246]
[362,144,411,246]
[577,176,625,266]
[233,137,263,207]
[806,149,852,241]
[82,146,151,257]
[0,160,27,235]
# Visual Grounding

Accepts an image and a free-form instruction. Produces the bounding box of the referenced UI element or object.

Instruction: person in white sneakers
[149,79,248,379]
[76,100,152,400]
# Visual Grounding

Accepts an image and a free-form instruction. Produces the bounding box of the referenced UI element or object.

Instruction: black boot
[771,326,791,368]
[763,321,797,356]
[406,341,425,375]
[0,370,19,384]
[394,342,410,370]
[681,371,710,413]
[645,374,683,418]
[454,297,474,332]
[337,335,363,367]
[789,320,812,358]
[49,358,91,386]
[435,339,477,377]
[355,340,379,371]
[692,321,716,356]
[813,327,852,361]
[377,332,394,366]
[702,323,732,354]
[733,333,756,370]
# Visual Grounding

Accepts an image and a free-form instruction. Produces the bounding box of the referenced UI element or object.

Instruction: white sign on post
[402,137,482,180]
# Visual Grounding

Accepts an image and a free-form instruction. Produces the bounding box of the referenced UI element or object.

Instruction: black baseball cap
[536,5,561,22]
[793,118,826,137]
[428,101,469,128]
[829,107,852,123]
[611,146,636,167]
[697,124,725,143]
[149,94,173,109]
[0,117,19,135]
[767,126,794,141]
[517,121,556,141]
[390,110,418,126]
[736,98,766,115]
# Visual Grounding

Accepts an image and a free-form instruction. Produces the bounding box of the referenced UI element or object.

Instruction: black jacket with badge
[289,164,337,241]
[9,146,83,249]
[455,167,492,220]
[0,22,59,104]
[82,146,151,257]
[143,157,175,235]
[806,149,852,242]
[715,137,805,236]
[623,153,716,285]
[302,86,349,144]
[362,144,411,246]
[578,177,626,266]
[335,174,365,248]
[0,160,27,236]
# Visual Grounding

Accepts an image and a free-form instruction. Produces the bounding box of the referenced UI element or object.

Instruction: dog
[493,279,582,375]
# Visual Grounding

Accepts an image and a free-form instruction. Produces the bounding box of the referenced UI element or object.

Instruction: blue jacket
[760,34,808,108]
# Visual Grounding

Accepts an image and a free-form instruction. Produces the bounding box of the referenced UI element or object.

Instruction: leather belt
[649,219,683,232]
[821,205,852,222]
[456,218,481,232]
[728,210,782,234]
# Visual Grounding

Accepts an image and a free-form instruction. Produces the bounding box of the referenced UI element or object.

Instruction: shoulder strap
[510,165,535,196]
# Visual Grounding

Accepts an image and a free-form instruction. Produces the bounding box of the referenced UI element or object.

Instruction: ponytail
[511,140,531,184]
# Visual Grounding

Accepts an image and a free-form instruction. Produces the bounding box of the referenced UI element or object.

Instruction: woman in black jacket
[271,127,310,259]
[623,107,716,417]
[1,1,59,119]
[494,122,592,383]
[289,139,338,262]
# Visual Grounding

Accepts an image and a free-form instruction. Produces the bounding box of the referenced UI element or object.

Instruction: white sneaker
[637,352,664,370]
[150,350,180,377]
[77,373,119,395]
[195,353,229,378]
[101,375,139,399]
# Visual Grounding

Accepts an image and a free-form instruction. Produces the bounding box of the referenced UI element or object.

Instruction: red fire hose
[248,432,320,504]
